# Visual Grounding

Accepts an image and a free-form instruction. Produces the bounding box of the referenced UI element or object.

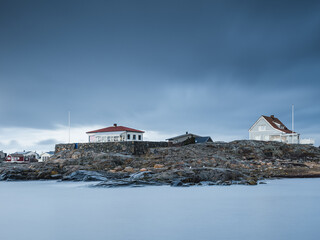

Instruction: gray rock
[63,170,108,181]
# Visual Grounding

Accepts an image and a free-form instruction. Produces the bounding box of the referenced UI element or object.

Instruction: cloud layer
[0,0,319,151]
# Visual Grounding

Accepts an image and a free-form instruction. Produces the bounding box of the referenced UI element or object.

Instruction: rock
[124,167,134,173]
[50,174,62,179]
[129,171,152,181]
[170,180,183,187]
[71,152,82,159]
[247,179,258,185]
[92,179,163,188]
[154,164,164,169]
[114,166,123,171]
[63,170,108,181]
[1,140,320,185]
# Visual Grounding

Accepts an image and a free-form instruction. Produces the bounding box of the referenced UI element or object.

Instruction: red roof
[86,125,144,134]
[262,115,295,134]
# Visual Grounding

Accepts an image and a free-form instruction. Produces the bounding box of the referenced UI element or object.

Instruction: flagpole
[292,105,294,144]
[68,111,71,143]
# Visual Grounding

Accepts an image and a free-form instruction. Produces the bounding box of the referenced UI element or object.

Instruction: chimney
[114,123,117,127]
[270,115,275,119]
[186,131,188,134]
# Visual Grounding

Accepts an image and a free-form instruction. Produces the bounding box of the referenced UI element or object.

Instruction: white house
[86,124,144,143]
[24,151,40,160]
[249,115,300,144]
[40,151,55,162]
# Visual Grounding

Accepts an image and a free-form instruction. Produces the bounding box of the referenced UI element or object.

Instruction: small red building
[6,153,31,162]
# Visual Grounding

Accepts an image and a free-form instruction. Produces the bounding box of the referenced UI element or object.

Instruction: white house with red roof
[249,115,300,144]
[86,124,144,143]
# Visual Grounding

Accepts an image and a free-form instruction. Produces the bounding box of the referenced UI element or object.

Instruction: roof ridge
[86,125,144,134]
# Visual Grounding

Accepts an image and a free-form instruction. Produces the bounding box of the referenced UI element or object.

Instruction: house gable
[249,116,282,133]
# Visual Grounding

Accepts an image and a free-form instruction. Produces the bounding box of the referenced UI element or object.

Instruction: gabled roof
[166,133,200,141]
[40,151,54,156]
[10,153,24,157]
[13,151,27,155]
[195,136,213,143]
[262,115,295,134]
[86,125,144,134]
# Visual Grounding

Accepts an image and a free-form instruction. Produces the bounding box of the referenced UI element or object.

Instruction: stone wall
[55,141,169,155]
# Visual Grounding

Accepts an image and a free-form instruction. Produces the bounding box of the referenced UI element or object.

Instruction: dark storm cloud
[0,0,319,144]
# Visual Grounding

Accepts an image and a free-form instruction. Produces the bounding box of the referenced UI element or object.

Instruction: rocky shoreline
[1,140,320,187]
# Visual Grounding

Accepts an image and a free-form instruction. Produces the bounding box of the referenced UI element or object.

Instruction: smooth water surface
[0,179,319,240]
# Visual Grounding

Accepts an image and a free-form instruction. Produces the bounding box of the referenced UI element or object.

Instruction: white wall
[300,138,315,145]
[40,153,53,162]
[249,117,281,141]
[87,131,143,142]
[249,117,299,144]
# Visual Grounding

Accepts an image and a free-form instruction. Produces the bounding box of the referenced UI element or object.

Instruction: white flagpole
[68,111,71,143]
[292,105,294,144]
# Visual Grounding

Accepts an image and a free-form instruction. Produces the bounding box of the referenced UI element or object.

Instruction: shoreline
[1,140,320,187]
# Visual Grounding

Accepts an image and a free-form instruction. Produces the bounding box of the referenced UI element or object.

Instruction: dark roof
[195,137,213,143]
[262,115,295,133]
[86,125,144,134]
[166,133,200,141]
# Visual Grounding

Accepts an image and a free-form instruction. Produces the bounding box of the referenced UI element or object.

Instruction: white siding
[249,117,299,144]
[87,131,143,143]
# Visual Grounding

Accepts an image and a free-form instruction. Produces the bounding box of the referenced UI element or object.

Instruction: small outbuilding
[40,151,55,162]
[167,132,213,145]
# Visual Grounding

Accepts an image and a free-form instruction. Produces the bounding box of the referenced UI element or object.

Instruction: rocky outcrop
[1,141,320,186]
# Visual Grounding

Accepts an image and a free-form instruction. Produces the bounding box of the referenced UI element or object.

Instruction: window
[138,135,142,140]
[258,125,266,131]
[127,134,130,140]
[133,134,136,140]
[255,135,261,140]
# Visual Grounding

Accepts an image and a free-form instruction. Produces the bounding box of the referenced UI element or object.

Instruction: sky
[0,0,320,153]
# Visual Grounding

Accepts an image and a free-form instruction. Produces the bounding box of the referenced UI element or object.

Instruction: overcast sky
[1,0,319,152]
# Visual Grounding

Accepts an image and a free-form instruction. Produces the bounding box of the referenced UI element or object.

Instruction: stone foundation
[55,141,169,155]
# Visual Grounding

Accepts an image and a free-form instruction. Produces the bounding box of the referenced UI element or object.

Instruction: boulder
[63,170,108,181]
[154,164,165,169]
[124,166,135,173]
